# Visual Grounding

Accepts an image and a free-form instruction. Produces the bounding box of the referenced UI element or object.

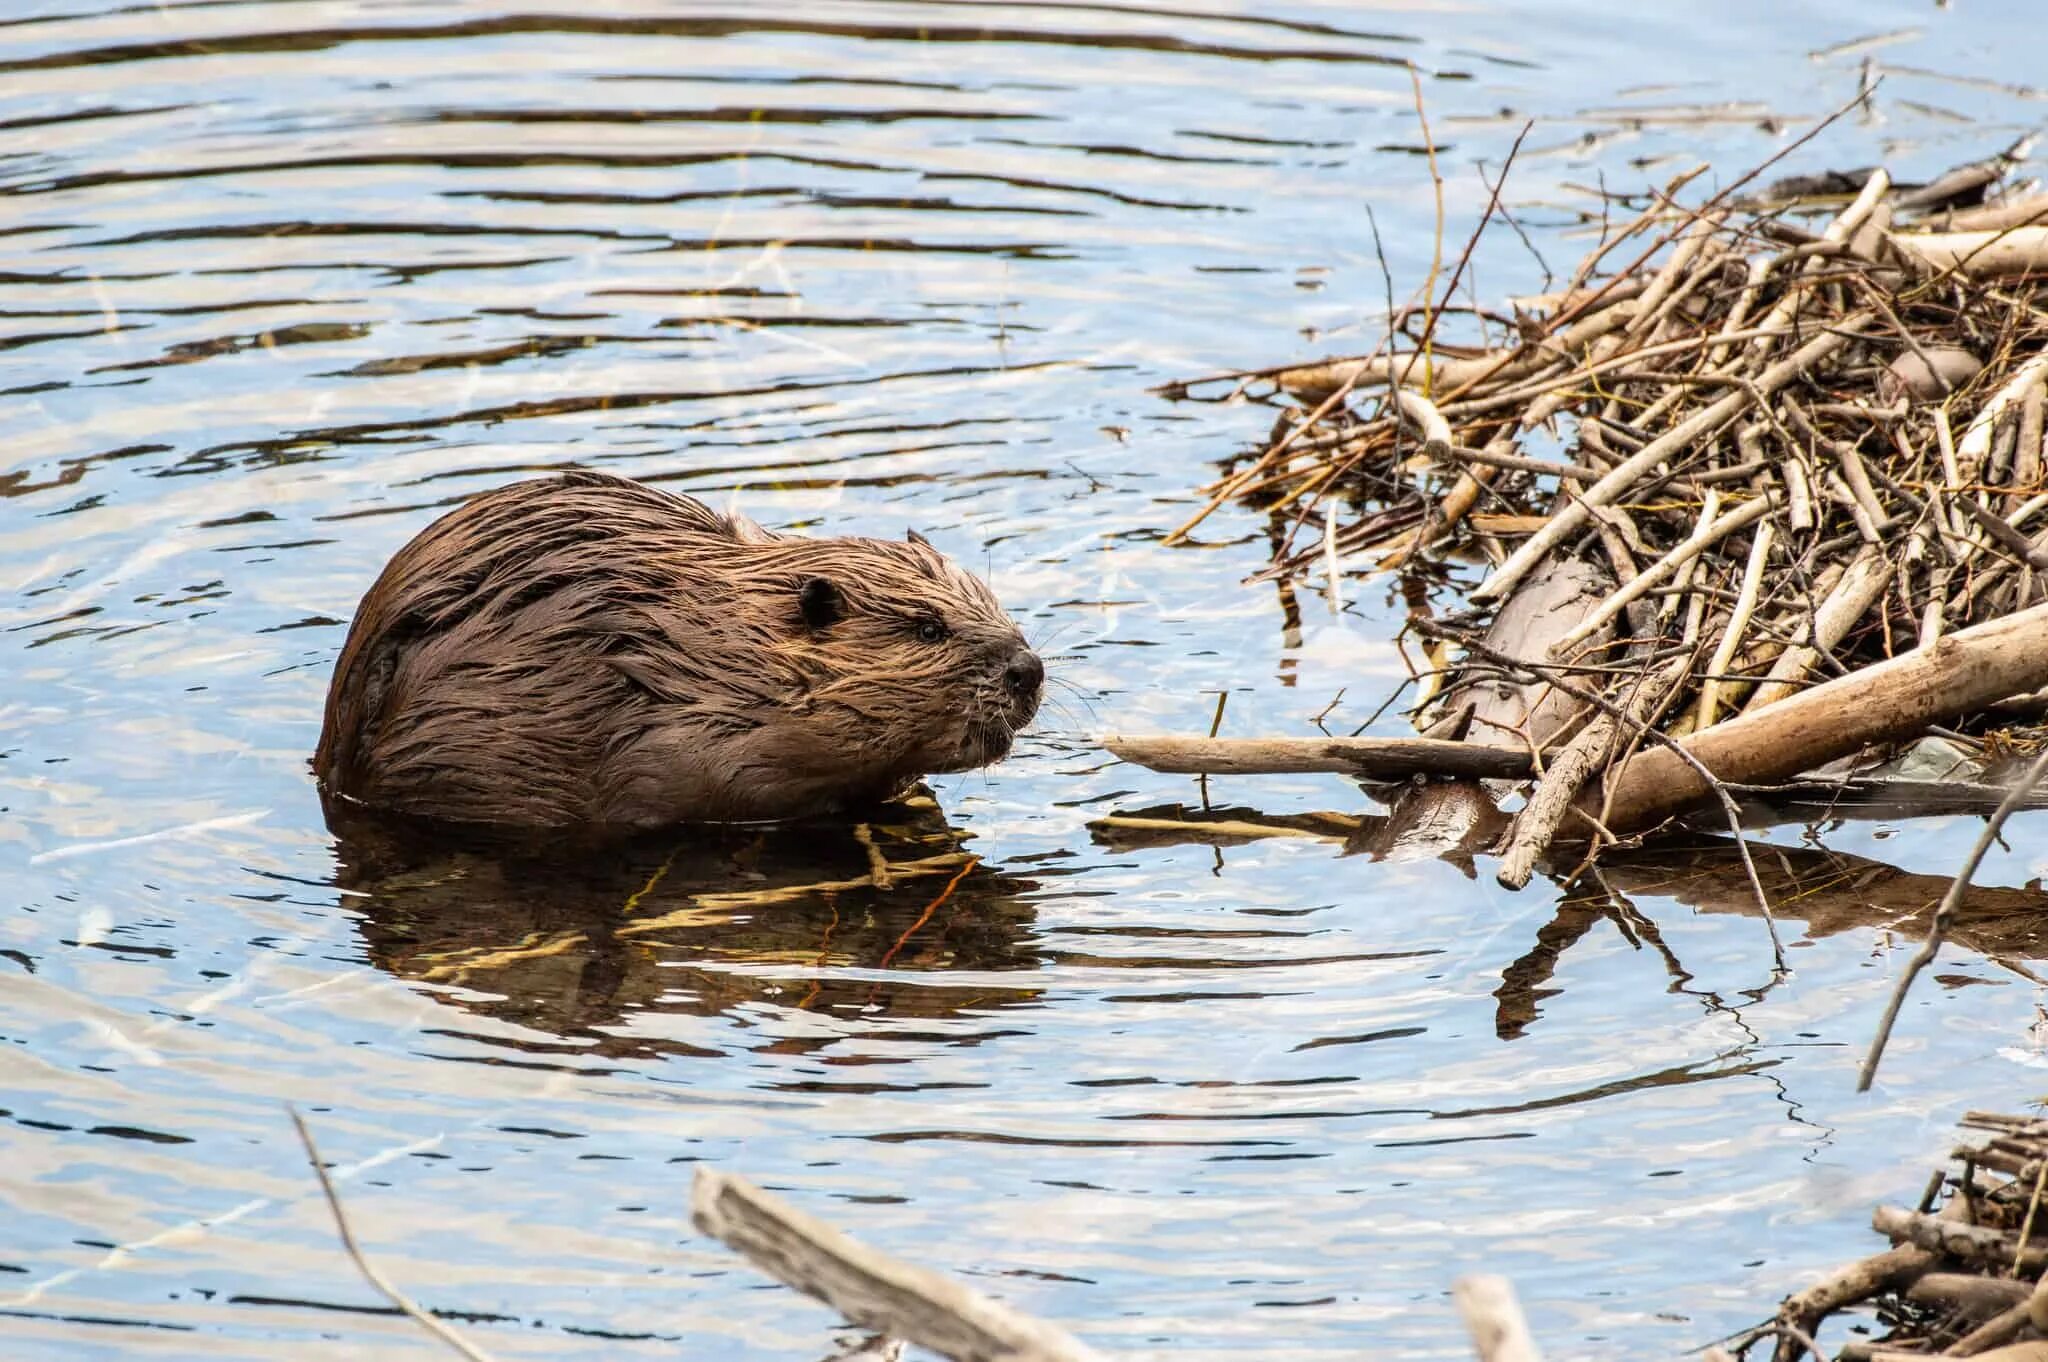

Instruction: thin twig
[1857,745,2048,1091]
[1408,64,1446,393]
[289,1107,500,1362]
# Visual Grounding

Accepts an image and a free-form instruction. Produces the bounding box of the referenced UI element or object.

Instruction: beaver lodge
[1108,137,2048,911]
[1082,135,2048,1362]
[663,140,2048,1362]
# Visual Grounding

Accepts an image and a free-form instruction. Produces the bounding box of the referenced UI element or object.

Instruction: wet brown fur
[313,471,1040,828]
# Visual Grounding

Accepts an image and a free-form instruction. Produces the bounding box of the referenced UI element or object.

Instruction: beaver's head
[764,528,1043,786]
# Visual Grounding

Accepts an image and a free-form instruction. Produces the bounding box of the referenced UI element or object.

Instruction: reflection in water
[1601,834,2048,966]
[1091,780,1509,871]
[329,793,1046,1058]
[1102,784,2048,1041]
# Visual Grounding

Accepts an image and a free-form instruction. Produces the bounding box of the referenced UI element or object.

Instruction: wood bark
[1598,600,2048,834]
[1454,1275,1543,1362]
[692,1168,1102,1362]
[1104,734,1533,781]
[1896,226,2048,277]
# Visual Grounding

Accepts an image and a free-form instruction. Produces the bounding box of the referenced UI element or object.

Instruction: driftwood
[1756,1112,2048,1362]
[691,1168,1104,1362]
[1107,599,2048,836]
[1596,601,2048,834]
[1455,1276,1543,1362]
[1103,733,1533,781]
[1447,556,1612,750]
[1895,227,2048,277]
[1873,1206,2048,1274]
[694,1165,1561,1362]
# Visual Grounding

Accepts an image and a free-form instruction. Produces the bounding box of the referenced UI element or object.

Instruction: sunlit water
[6,1,2048,1357]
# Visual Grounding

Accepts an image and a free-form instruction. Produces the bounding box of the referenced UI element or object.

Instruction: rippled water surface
[9,2,2048,1358]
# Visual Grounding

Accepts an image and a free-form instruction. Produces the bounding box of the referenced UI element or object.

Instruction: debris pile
[1135,146,2048,883]
[1752,1109,2048,1362]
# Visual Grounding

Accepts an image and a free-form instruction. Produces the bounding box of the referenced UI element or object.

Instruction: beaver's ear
[797,576,843,631]
[906,528,932,549]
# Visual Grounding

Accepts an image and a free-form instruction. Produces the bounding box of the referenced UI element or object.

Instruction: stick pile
[1154,144,2048,877]
[1749,1110,2048,1362]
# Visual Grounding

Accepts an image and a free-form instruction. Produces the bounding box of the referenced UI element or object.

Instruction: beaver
[313,470,1043,829]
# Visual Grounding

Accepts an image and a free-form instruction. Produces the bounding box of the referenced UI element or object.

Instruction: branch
[691,1167,1103,1362]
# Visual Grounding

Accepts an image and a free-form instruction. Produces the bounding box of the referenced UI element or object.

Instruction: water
[5,1,2048,1357]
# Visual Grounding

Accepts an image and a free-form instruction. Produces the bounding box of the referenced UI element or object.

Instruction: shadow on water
[325,793,1048,1059]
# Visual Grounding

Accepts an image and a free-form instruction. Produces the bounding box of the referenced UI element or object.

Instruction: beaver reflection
[325,793,1046,1060]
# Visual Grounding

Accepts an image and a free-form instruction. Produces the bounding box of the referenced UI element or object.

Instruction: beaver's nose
[1004,649,1044,699]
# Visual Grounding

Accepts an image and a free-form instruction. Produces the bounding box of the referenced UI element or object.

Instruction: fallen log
[1596,599,2048,834]
[1873,1205,2048,1275]
[1102,734,1534,781]
[1447,555,1612,750]
[1932,193,2048,233]
[1895,226,2048,277]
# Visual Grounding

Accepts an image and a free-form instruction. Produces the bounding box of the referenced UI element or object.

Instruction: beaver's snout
[958,641,1042,770]
[1004,648,1044,711]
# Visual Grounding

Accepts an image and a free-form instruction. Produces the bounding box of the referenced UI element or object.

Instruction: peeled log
[1444,556,1613,751]
[1598,601,2048,835]
[692,1168,1101,1362]
[1104,734,1533,781]
[1895,227,2048,277]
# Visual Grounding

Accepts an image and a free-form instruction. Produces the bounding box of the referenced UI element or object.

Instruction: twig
[1553,492,1778,653]
[1856,745,2048,1090]
[289,1107,499,1362]
[1474,316,1872,602]
[1390,386,1453,459]
[1414,622,1784,965]
[1409,64,1446,391]
[876,856,978,970]
[1499,655,1689,888]
[1698,521,1776,728]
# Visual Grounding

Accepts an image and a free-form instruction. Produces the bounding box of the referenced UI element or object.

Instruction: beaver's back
[315,472,777,826]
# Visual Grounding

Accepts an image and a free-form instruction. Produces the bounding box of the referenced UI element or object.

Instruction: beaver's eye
[915,617,949,644]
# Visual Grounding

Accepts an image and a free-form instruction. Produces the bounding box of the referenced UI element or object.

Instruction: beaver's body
[313,472,1041,828]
